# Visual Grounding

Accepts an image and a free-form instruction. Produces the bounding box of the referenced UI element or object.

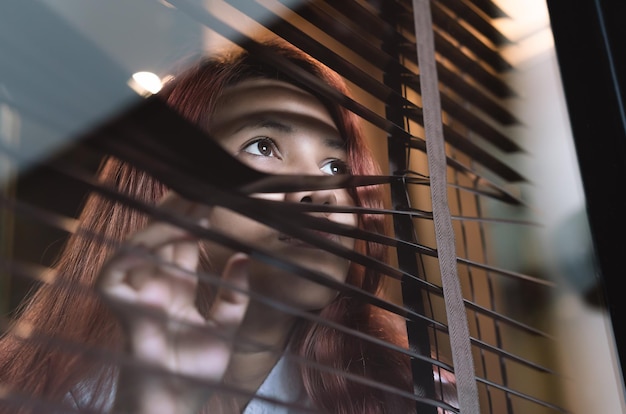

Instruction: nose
[284,188,338,212]
[282,155,340,211]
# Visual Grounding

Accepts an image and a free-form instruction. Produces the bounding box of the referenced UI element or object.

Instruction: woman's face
[204,78,357,310]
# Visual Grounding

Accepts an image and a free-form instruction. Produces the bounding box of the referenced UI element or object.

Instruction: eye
[321,159,350,175]
[241,137,278,157]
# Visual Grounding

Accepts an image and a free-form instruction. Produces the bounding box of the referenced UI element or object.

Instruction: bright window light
[129,71,163,96]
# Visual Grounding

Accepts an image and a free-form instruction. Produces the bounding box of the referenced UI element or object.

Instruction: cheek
[207,209,241,252]
[204,207,270,265]
[208,207,277,253]
[340,191,358,228]
[208,206,265,233]
[208,192,287,239]
[250,192,283,200]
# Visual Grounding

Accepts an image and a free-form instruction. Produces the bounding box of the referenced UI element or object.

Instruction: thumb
[209,253,251,332]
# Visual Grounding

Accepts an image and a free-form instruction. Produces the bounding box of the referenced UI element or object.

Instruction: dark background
[547,0,626,380]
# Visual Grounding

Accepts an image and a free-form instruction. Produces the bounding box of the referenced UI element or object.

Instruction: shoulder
[64,366,117,412]
[243,355,311,414]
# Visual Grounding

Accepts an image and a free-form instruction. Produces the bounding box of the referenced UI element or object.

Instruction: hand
[96,193,250,414]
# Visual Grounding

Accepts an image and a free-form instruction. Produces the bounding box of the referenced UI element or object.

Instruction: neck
[235,300,297,354]
[218,301,298,412]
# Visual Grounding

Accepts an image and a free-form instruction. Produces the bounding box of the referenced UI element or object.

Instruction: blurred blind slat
[0,1,585,413]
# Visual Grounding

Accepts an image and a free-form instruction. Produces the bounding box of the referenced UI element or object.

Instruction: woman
[0,41,420,413]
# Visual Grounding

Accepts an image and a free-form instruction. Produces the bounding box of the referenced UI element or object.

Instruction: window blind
[1,1,617,413]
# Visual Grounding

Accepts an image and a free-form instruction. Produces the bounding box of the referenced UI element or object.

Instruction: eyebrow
[235,116,346,150]
[234,117,294,134]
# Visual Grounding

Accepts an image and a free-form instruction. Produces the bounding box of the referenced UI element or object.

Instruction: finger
[155,241,197,271]
[156,191,214,227]
[128,221,194,251]
[120,246,199,309]
[97,245,151,290]
[152,232,201,307]
[159,238,201,311]
[98,244,198,307]
[127,206,212,251]
[209,253,251,334]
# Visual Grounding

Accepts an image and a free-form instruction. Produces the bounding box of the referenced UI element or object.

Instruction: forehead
[209,78,339,135]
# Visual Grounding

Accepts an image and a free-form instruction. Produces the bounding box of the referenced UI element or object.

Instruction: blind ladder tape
[412,1,481,413]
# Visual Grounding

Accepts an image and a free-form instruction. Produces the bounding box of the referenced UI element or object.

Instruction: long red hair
[0,40,413,413]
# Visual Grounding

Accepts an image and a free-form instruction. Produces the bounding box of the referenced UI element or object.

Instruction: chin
[282,289,340,312]
[249,259,347,310]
